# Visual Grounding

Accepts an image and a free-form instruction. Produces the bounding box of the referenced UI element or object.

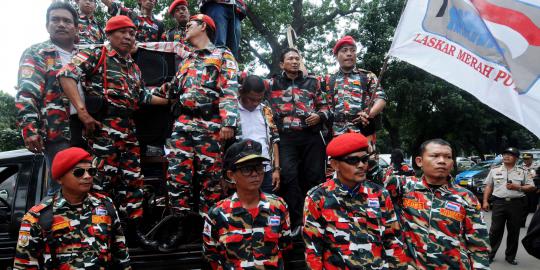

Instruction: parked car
[456,157,476,170]
[454,160,502,200]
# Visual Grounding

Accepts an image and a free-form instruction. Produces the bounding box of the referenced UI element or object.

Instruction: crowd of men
[11,0,540,269]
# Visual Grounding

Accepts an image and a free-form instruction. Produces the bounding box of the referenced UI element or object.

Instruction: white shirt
[56,45,84,115]
[238,101,270,171]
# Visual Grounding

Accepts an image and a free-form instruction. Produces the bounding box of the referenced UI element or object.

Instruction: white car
[456,157,475,169]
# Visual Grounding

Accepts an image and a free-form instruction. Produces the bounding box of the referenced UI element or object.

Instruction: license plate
[459,180,469,186]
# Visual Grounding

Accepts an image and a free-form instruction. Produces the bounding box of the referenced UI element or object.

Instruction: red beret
[52,147,92,180]
[327,132,369,158]
[333,35,357,55]
[169,0,188,15]
[105,15,136,33]
[190,14,216,32]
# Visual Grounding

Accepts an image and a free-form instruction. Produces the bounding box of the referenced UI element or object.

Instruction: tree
[0,91,23,151]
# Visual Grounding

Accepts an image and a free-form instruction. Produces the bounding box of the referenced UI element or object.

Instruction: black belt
[492,196,525,202]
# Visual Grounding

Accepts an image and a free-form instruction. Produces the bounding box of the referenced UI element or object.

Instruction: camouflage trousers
[165,130,223,217]
[89,116,144,221]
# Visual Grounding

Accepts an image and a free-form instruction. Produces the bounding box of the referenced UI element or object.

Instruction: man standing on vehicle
[483,147,536,265]
[303,132,409,269]
[164,0,191,43]
[13,147,130,269]
[203,139,291,269]
[58,15,171,248]
[16,2,78,195]
[102,0,165,42]
[386,139,490,269]
[76,0,106,44]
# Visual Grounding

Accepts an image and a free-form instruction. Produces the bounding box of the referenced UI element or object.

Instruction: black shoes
[505,258,518,265]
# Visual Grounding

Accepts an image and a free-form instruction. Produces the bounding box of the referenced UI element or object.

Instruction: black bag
[85,95,109,120]
[522,207,540,259]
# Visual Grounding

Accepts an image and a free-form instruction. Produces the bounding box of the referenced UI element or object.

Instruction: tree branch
[246,8,281,50]
[241,39,272,69]
[302,3,362,34]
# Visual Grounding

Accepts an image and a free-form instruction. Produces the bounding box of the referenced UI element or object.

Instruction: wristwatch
[273,166,281,172]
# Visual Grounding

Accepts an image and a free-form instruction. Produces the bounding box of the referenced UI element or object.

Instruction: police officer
[58,15,171,248]
[16,2,78,195]
[303,132,408,269]
[521,153,539,227]
[203,139,291,269]
[163,0,191,42]
[322,36,386,143]
[102,0,165,42]
[386,139,490,269]
[13,147,130,269]
[483,147,535,265]
[267,48,329,236]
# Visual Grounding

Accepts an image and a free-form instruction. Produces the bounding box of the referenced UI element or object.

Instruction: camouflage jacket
[58,44,154,118]
[155,43,239,133]
[382,162,415,184]
[15,40,71,142]
[385,175,490,270]
[203,192,292,269]
[163,25,186,43]
[303,177,409,270]
[321,69,386,136]
[265,72,330,132]
[77,14,105,45]
[13,191,131,270]
[108,1,164,42]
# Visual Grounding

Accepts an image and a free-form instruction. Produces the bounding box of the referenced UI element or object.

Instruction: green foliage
[0,91,23,151]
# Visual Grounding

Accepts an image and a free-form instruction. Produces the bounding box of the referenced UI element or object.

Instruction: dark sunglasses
[235,164,265,176]
[335,154,371,165]
[72,167,98,178]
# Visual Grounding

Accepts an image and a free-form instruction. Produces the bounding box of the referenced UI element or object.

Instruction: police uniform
[155,42,239,216]
[484,163,534,261]
[77,14,105,45]
[385,175,490,269]
[265,71,329,229]
[58,44,155,222]
[303,177,409,269]
[108,1,165,42]
[13,191,131,270]
[203,192,292,269]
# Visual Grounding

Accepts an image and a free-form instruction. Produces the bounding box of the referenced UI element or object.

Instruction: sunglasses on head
[235,164,265,176]
[72,167,98,178]
[335,154,371,165]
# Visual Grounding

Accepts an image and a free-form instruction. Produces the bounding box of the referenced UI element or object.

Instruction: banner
[388,0,540,137]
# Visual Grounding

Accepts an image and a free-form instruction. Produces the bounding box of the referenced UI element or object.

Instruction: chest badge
[268,215,281,226]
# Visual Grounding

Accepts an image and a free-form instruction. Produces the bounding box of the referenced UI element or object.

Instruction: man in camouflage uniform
[385,139,490,269]
[102,0,165,42]
[163,0,191,43]
[203,139,291,269]
[322,36,386,141]
[14,147,130,269]
[155,14,238,221]
[58,15,170,247]
[76,0,105,44]
[16,2,78,195]
[303,133,409,269]
[266,48,329,236]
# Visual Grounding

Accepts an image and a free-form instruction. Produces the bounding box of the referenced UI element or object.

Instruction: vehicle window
[0,166,18,209]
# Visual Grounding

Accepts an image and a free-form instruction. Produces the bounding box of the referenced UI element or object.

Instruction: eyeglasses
[335,154,371,166]
[235,164,265,176]
[72,167,98,178]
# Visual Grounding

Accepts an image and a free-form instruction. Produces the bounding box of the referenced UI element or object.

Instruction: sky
[1,1,51,96]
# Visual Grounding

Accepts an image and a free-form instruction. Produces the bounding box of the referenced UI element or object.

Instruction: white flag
[388,0,540,136]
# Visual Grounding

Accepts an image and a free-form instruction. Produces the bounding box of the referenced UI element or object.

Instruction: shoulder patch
[29,203,48,214]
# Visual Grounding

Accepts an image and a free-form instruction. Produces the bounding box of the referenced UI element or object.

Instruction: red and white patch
[203,220,212,237]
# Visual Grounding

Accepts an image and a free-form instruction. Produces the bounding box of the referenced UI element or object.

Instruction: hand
[220,127,234,141]
[352,111,370,126]
[482,202,490,211]
[271,170,281,191]
[78,110,102,137]
[506,183,520,190]
[305,113,321,126]
[24,135,44,153]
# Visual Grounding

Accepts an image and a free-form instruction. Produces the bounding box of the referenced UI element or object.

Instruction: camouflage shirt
[13,191,130,270]
[303,177,409,270]
[155,43,239,133]
[77,14,105,45]
[15,40,72,142]
[385,175,490,270]
[58,44,154,115]
[108,1,164,42]
[322,69,386,136]
[265,72,330,132]
[163,25,186,43]
[203,192,292,269]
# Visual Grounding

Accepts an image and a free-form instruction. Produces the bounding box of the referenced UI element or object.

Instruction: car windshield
[469,161,496,171]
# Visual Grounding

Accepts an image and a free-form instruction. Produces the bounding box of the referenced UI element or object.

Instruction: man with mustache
[15,1,78,195]
[303,132,408,269]
[203,139,291,269]
[163,0,191,43]
[385,139,490,269]
[102,0,165,42]
[266,48,329,237]
[57,15,171,249]
[13,147,131,269]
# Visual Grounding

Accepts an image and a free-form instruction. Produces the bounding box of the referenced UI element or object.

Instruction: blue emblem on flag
[268,216,280,226]
[445,201,461,212]
[368,198,380,208]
